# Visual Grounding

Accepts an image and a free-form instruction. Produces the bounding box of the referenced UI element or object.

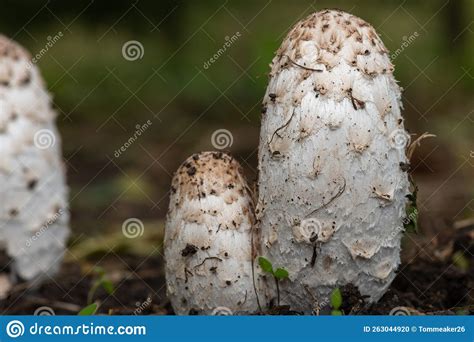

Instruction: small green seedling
[452,251,470,272]
[330,288,343,316]
[87,266,115,305]
[404,177,419,233]
[455,308,470,316]
[78,303,98,316]
[258,256,289,306]
[78,266,115,315]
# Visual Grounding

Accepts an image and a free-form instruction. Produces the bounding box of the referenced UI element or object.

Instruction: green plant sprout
[78,303,98,316]
[78,266,115,315]
[452,251,470,272]
[87,266,115,304]
[258,256,289,306]
[404,177,419,233]
[330,288,343,315]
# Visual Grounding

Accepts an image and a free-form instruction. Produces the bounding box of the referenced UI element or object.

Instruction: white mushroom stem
[0,35,69,282]
[164,152,258,315]
[256,10,410,311]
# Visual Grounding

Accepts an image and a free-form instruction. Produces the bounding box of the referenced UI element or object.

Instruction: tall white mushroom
[0,35,69,286]
[164,152,258,315]
[256,10,410,310]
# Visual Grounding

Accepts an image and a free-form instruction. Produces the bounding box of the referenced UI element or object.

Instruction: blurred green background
[1,0,472,244]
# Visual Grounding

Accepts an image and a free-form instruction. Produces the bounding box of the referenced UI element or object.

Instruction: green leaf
[452,251,470,272]
[273,268,289,280]
[78,303,98,316]
[456,309,470,315]
[404,205,419,233]
[258,257,273,274]
[330,288,343,310]
[101,279,115,295]
[331,309,343,316]
[408,177,418,201]
[404,178,419,234]
[92,266,106,277]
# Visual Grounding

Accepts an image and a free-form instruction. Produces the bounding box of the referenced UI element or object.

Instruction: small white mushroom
[256,10,410,310]
[164,152,258,315]
[0,35,69,283]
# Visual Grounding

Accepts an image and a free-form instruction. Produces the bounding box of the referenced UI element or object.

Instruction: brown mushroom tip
[273,9,393,76]
[0,35,31,60]
[171,151,247,202]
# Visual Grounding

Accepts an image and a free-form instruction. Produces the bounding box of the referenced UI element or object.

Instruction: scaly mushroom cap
[270,9,392,79]
[165,152,258,315]
[257,10,410,310]
[0,35,69,283]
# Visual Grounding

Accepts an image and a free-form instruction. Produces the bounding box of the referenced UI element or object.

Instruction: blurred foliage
[67,220,164,261]
[452,250,470,272]
[0,0,472,235]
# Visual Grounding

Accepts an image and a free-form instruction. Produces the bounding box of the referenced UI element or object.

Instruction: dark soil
[1,224,472,315]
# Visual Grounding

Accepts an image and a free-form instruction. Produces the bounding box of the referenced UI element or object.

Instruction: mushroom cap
[165,152,258,315]
[271,9,392,78]
[0,34,31,62]
[257,10,410,310]
[170,151,252,204]
[0,35,69,282]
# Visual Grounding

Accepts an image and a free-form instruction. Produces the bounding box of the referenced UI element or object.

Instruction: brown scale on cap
[170,151,250,208]
[0,35,35,87]
[271,9,393,76]
[0,35,31,60]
